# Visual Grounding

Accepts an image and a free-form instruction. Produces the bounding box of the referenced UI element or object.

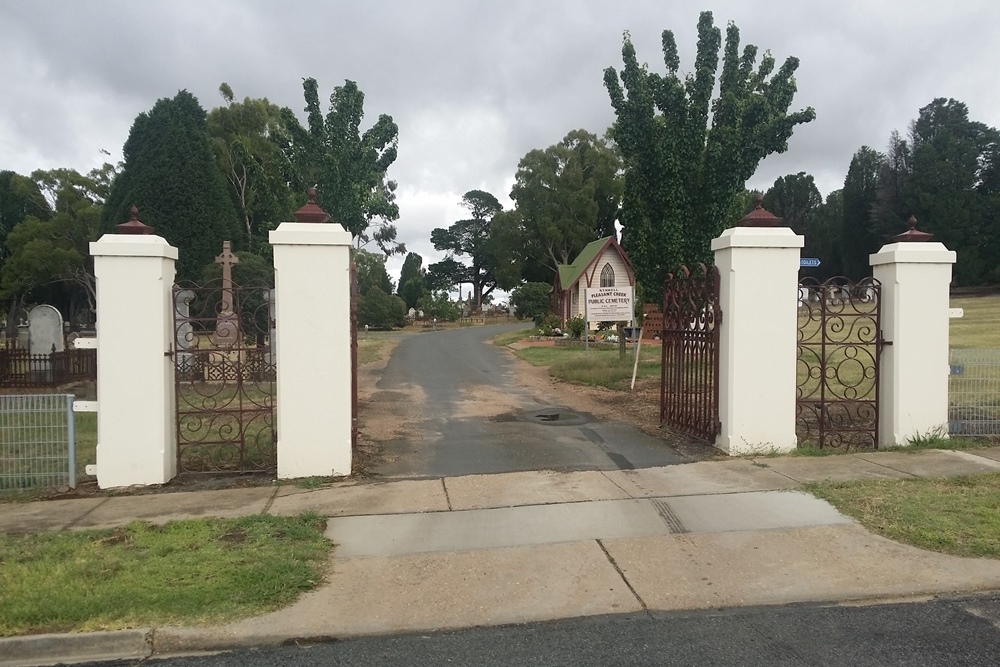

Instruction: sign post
[583,287,634,353]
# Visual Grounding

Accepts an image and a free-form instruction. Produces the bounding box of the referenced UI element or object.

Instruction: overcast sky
[3,0,999,285]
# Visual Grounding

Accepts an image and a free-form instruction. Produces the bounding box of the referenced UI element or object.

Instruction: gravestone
[28,305,65,355]
[212,241,240,347]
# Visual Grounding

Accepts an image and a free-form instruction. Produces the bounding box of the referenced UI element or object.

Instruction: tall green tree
[425,257,468,296]
[762,172,826,266]
[2,168,110,316]
[101,90,242,279]
[430,190,508,307]
[762,172,821,235]
[507,129,623,279]
[604,11,815,292]
[903,98,1000,284]
[281,78,403,255]
[0,171,50,261]
[807,189,845,280]
[353,249,393,297]
[207,84,296,255]
[396,251,426,310]
[871,130,911,243]
[840,146,884,279]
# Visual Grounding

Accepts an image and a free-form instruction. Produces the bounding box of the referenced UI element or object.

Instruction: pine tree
[101,90,242,279]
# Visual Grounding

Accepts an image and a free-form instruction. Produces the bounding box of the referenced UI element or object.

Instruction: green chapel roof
[556,237,613,290]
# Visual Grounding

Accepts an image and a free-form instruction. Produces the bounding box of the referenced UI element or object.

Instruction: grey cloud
[3,0,1000,285]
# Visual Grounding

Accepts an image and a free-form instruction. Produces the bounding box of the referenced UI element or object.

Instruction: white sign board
[584,287,634,322]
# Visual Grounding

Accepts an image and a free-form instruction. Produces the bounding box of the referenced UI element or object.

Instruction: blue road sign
[800,257,821,268]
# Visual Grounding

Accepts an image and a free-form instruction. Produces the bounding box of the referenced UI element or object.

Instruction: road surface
[369,324,691,478]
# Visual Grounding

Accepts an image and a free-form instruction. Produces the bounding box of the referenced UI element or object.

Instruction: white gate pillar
[269,189,354,478]
[711,200,803,455]
[89,209,178,488]
[870,218,956,446]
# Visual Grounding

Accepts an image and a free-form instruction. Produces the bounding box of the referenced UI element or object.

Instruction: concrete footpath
[4,448,1000,666]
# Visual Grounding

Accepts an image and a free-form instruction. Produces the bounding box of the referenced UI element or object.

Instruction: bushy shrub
[510,282,551,319]
[538,313,562,336]
[416,291,461,321]
[358,287,406,329]
[568,314,586,339]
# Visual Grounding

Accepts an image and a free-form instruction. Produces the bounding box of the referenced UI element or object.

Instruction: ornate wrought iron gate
[172,277,276,475]
[796,277,882,449]
[660,264,722,441]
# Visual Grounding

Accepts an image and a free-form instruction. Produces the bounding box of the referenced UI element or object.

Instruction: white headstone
[28,305,64,355]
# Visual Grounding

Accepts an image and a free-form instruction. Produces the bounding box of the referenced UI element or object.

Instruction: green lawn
[514,343,661,390]
[950,294,1000,349]
[0,513,332,636]
[807,473,1000,559]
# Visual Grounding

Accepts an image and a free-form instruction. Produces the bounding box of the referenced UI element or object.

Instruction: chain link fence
[0,394,76,491]
[949,349,1000,436]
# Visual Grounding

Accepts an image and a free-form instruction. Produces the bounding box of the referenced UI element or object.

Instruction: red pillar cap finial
[293,187,332,223]
[115,204,155,235]
[892,215,934,242]
[738,194,782,228]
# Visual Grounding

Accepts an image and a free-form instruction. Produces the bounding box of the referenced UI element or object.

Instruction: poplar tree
[604,11,815,291]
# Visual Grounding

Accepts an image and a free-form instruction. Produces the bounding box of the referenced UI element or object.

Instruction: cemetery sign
[584,287,634,322]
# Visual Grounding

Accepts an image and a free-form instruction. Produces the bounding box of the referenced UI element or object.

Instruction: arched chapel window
[600,263,615,287]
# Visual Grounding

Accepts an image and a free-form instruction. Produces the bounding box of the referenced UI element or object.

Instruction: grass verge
[358,336,394,365]
[493,326,535,346]
[806,473,1000,559]
[514,344,661,390]
[787,436,992,457]
[0,513,331,637]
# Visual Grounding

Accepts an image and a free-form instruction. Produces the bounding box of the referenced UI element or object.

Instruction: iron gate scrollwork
[796,276,882,450]
[172,278,276,475]
[660,264,721,441]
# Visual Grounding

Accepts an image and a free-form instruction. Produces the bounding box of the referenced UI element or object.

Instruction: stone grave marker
[28,304,65,355]
[212,241,240,347]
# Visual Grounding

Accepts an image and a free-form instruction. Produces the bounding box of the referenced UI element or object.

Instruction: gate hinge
[165,347,174,358]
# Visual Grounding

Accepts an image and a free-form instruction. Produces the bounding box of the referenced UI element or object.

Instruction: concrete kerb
[1,628,152,667]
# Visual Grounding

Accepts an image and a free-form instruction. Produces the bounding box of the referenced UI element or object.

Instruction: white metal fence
[0,394,76,491]
[949,349,1000,436]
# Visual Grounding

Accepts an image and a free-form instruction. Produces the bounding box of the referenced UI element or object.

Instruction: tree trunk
[5,294,20,341]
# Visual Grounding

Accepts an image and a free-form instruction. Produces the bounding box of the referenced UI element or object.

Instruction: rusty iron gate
[660,264,722,441]
[172,278,276,475]
[796,277,883,450]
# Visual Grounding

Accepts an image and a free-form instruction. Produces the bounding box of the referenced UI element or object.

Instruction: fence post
[870,217,956,446]
[89,208,178,488]
[711,197,803,455]
[269,189,354,478]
